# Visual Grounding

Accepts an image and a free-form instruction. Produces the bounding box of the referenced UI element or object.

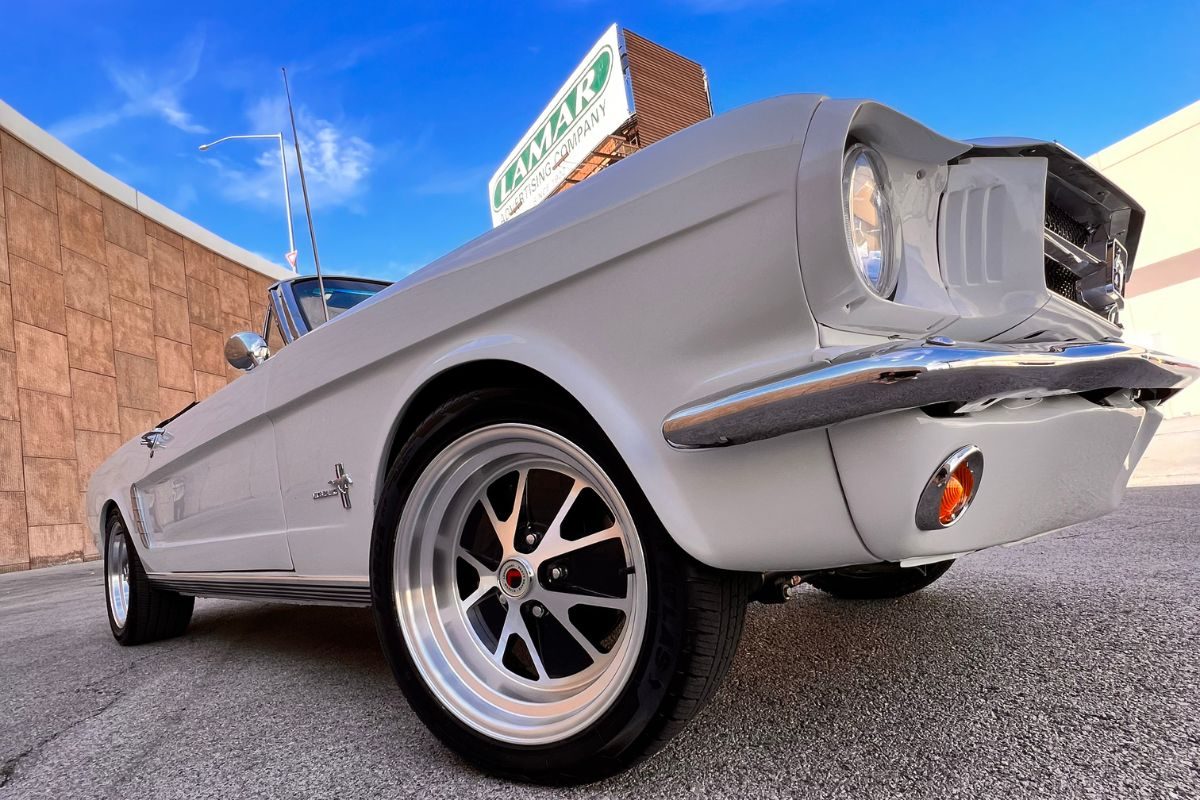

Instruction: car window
[292,278,387,330]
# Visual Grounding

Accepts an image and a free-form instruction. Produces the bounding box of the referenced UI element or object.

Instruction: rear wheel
[806,560,954,600]
[105,515,194,645]
[371,390,752,783]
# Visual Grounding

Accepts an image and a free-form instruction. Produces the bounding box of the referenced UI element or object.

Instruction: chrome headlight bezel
[841,143,900,299]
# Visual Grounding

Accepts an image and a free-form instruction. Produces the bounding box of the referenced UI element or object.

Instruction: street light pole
[198,133,298,271]
[274,134,295,261]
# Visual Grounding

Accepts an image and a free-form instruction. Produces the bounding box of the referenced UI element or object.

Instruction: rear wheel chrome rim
[393,424,648,745]
[107,532,131,628]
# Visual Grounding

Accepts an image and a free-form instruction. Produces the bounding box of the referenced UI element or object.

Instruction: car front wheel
[105,514,194,645]
[371,389,752,783]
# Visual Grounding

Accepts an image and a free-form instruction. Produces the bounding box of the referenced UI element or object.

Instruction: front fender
[383,319,871,573]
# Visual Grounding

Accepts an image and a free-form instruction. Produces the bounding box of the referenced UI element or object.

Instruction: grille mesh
[1044,259,1078,301]
[1043,200,1090,304]
[1045,201,1090,247]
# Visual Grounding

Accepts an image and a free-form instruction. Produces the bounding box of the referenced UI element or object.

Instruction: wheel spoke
[497,603,547,680]
[537,586,631,615]
[534,590,604,661]
[550,479,584,531]
[522,478,583,564]
[560,592,630,611]
[456,548,493,580]
[479,495,510,552]
[509,468,528,527]
[461,575,498,609]
[483,468,527,554]
[535,523,623,565]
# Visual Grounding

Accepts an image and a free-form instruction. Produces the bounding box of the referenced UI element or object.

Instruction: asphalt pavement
[2,485,1197,799]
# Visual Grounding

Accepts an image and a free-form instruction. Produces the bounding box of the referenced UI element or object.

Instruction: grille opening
[1045,200,1090,248]
[1044,258,1079,301]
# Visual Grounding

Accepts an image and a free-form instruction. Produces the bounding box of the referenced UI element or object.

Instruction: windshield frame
[266,275,391,343]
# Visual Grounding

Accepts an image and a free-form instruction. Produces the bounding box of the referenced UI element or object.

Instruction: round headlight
[842,144,898,297]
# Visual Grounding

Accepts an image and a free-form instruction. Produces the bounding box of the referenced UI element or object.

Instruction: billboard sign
[488,24,633,226]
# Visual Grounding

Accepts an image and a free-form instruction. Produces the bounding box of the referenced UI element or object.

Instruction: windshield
[292,278,388,329]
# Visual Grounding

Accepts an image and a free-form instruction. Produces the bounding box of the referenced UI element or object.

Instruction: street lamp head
[193,131,297,271]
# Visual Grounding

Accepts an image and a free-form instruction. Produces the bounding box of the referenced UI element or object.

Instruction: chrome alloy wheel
[106,531,131,629]
[393,424,648,745]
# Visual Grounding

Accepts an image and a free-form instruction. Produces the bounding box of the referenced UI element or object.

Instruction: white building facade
[1090,100,1200,417]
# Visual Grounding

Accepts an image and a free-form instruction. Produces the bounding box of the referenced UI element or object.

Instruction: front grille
[1044,259,1078,301]
[1041,198,1122,326]
[1045,201,1090,248]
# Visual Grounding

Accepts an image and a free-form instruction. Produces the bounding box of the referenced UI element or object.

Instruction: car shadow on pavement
[153,570,1188,798]
[178,586,1001,706]
[177,583,1016,783]
[184,601,393,683]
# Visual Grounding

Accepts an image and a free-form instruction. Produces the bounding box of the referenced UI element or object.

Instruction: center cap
[498,558,533,598]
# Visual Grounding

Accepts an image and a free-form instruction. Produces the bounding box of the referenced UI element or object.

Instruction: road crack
[0,686,125,788]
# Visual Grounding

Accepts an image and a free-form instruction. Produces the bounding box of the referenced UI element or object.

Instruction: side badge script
[313,463,353,509]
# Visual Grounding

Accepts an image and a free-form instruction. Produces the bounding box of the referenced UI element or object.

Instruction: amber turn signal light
[916,445,984,530]
[938,461,976,526]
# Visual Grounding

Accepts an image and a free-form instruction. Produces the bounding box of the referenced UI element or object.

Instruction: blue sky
[2,1,1197,281]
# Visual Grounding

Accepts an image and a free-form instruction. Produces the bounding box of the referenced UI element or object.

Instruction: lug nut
[530,604,545,618]
[549,566,567,582]
[524,533,537,546]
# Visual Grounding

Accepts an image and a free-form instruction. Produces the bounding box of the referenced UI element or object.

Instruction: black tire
[105,515,194,645]
[371,388,754,783]
[806,560,954,600]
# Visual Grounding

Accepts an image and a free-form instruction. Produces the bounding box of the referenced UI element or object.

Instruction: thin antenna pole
[281,67,329,322]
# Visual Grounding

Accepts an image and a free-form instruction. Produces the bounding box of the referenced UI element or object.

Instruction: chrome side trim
[128,486,151,548]
[662,339,1200,449]
[146,572,371,607]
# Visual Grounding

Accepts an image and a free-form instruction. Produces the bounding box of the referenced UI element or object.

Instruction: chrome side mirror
[225,332,270,371]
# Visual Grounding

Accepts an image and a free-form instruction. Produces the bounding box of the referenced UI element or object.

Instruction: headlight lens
[842,144,898,297]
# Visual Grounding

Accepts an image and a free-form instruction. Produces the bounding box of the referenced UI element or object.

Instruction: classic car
[87,94,1198,782]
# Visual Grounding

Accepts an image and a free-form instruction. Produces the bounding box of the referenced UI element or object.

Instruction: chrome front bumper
[663,338,1200,449]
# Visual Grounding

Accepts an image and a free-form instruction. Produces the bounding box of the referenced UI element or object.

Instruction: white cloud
[205,96,373,212]
[50,31,209,140]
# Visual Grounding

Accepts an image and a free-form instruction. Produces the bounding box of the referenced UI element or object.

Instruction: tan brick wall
[0,127,274,572]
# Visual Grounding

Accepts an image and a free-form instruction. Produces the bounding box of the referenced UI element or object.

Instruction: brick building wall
[0,108,291,573]
[623,30,712,147]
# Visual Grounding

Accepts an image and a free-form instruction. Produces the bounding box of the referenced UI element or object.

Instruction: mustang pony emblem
[313,463,353,509]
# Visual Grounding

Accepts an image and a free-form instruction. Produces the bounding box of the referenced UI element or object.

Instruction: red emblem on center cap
[505,567,523,589]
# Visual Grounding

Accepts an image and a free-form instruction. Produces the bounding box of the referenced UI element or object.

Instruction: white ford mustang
[88,95,1197,782]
